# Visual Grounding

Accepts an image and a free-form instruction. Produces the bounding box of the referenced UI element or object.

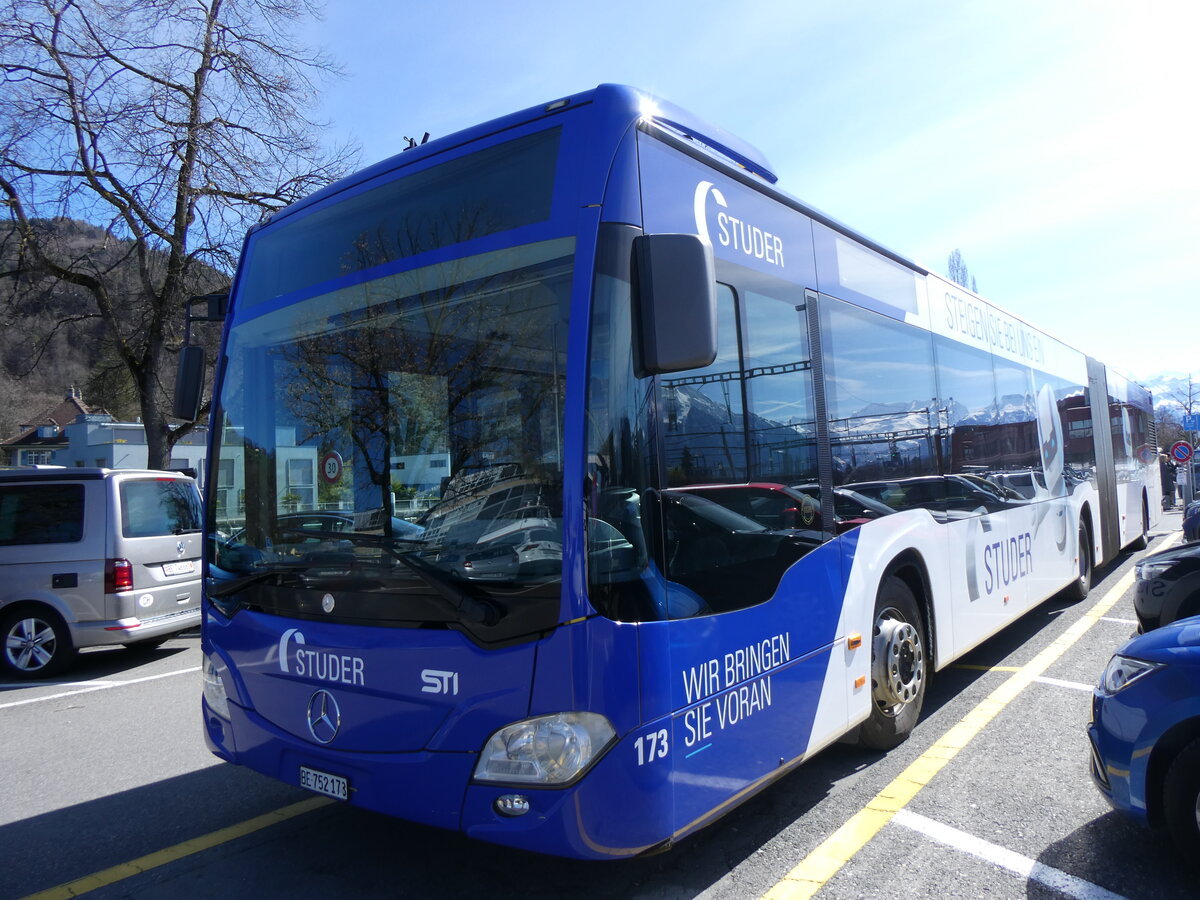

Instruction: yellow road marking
[763,533,1179,900]
[20,796,333,900]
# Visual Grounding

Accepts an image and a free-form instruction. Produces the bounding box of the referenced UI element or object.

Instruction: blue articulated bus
[186,84,1162,859]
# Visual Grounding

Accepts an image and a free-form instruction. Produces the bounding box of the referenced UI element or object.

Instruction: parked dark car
[1089,616,1200,856]
[670,483,823,532]
[214,510,425,573]
[673,481,892,535]
[1184,499,1199,542]
[843,474,1026,516]
[1134,540,1200,632]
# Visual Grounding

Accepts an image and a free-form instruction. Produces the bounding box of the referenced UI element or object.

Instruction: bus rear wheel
[858,575,926,751]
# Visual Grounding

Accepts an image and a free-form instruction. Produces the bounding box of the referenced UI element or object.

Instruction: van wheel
[1065,526,1092,602]
[858,575,927,751]
[1,607,76,679]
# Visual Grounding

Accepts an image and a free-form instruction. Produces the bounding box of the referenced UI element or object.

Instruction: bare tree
[947,248,978,293]
[0,0,356,466]
[1163,375,1199,418]
[1156,404,1186,450]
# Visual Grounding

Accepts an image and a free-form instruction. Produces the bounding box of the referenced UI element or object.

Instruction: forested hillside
[0,218,225,438]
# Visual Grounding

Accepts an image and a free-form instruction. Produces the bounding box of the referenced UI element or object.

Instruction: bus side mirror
[631,233,717,378]
[174,291,227,421]
[174,345,206,421]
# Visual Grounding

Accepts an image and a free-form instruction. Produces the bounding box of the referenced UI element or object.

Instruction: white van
[0,468,203,679]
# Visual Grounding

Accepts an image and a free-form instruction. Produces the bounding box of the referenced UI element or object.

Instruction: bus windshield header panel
[239,127,563,313]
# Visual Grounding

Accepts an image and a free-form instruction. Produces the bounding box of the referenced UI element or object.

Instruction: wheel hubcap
[5,617,56,672]
[872,609,924,715]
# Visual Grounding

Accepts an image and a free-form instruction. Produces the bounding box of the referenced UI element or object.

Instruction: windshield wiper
[212,535,500,626]
[275,527,426,546]
[208,560,336,598]
[283,529,501,625]
[386,550,501,626]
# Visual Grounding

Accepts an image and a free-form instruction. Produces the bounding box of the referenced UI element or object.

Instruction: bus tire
[858,575,927,751]
[1065,525,1092,603]
[1163,737,1200,856]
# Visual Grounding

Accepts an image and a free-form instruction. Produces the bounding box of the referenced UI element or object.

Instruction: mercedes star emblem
[306,690,341,744]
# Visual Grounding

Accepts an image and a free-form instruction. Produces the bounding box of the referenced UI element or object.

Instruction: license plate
[299,765,348,801]
[163,560,195,576]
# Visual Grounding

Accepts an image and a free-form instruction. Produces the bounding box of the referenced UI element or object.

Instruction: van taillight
[106,558,133,593]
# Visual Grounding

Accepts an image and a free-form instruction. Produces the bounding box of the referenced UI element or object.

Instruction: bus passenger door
[654,280,852,833]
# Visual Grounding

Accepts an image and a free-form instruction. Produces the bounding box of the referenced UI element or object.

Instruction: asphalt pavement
[1,508,1195,900]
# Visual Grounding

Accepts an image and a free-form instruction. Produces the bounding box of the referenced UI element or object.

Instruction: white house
[56,414,210,484]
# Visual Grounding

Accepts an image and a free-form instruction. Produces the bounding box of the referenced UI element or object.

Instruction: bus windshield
[208,234,573,635]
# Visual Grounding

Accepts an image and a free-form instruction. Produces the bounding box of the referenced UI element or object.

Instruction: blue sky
[299,1,1197,383]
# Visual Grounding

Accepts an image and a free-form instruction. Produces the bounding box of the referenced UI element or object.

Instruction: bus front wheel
[858,575,927,751]
[1065,525,1092,603]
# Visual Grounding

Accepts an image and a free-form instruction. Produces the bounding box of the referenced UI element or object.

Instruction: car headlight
[202,653,231,719]
[474,712,616,785]
[1097,654,1162,695]
[1135,561,1172,581]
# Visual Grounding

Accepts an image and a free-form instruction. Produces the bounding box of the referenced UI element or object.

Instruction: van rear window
[119,479,202,538]
[0,484,85,545]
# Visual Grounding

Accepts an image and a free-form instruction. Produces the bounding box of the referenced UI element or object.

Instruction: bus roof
[257,85,780,227]
[251,84,926,275]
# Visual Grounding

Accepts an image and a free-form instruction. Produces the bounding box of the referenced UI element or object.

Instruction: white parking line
[893,809,1130,900]
[1099,616,1138,626]
[0,667,199,710]
[1033,675,1095,693]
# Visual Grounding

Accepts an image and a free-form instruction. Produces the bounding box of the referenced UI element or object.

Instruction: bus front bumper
[204,696,673,859]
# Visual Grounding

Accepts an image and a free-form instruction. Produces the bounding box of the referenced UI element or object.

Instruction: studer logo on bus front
[693,181,785,268]
[277,627,366,686]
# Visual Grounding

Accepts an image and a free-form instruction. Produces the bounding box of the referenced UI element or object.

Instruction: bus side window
[659,284,747,486]
[656,282,822,615]
[822,298,942,516]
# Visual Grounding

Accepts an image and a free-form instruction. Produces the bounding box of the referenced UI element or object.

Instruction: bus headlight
[474,712,616,785]
[202,653,231,719]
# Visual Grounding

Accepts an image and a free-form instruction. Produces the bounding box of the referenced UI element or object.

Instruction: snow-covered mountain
[1137,372,1198,413]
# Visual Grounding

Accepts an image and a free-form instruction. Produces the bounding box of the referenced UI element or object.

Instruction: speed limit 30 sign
[321,450,344,483]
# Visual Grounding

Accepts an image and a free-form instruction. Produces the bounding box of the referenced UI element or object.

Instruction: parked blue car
[1089,616,1200,855]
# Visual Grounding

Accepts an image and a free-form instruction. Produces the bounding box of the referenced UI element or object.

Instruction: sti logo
[421,669,460,695]
[693,181,785,268]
